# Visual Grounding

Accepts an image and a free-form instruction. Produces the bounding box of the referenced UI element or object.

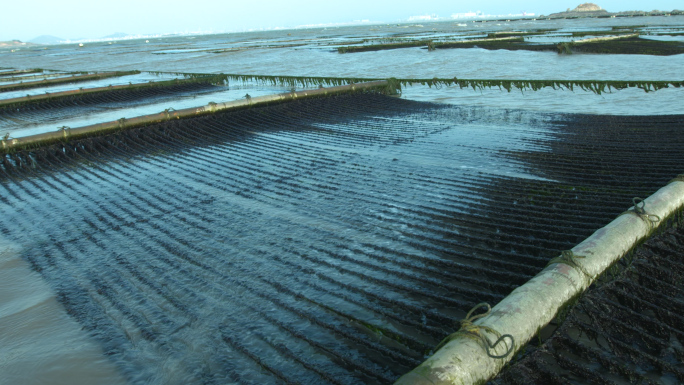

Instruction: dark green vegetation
[558,36,684,55]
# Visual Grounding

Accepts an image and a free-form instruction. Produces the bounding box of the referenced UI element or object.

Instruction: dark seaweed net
[1,92,683,384]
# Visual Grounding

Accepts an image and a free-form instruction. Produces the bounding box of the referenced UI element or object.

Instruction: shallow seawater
[1,16,682,116]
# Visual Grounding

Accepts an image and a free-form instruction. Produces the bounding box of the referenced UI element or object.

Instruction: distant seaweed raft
[336,29,684,56]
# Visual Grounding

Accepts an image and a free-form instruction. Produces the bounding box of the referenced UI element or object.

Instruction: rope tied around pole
[58,126,71,140]
[547,250,592,283]
[163,107,176,120]
[1,133,12,149]
[621,197,661,229]
[434,303,515,359]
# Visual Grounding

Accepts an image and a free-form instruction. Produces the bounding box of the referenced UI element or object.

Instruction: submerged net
[1,92,683,384]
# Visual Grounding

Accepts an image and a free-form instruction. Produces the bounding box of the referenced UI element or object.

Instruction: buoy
[78,43,84,47]
[146,40,149,43]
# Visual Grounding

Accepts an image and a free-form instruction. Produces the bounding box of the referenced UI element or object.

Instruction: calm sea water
[2,16,683,115]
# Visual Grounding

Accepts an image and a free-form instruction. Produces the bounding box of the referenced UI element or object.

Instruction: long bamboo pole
[0,72,75,84]
[395,179,684,385]
[0,71,140,92]
[573,32,639,44]
[1,80,388,152]
[0,69,43,78]
[0,77,222,108]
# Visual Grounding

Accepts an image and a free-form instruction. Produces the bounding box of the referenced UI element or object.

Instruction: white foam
[0,239,126,385]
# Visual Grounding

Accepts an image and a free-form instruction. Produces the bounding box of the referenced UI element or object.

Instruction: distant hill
[29,35,65,45]
[548,3,611,17]
[546,3,683,18]
[572,3,604,12]
[0,40,34,47]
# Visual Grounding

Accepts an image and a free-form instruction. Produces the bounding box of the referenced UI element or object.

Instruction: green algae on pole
[0,71,141,93]
[0,74,231,110]
[0,69,44,78]
[169,73,683,96]
[0,72,79,83]
[558,35,684,55]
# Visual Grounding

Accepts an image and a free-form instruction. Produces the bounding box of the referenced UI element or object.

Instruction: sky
[1,0,682,42]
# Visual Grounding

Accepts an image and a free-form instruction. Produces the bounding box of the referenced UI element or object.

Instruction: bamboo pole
[0,77,223,108]
[0,69,43,78]
[0,71,140,92]
[440,36,524,44]
[395,179,684,385]
[574,32,639,44]
[0,72,76,83]
[1,80,388,152]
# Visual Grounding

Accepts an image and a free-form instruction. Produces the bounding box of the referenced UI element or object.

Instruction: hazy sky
[2,0,682,41]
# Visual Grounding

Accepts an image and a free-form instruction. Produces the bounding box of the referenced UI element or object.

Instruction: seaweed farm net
[1,93,683,384]
[492,223,684,385]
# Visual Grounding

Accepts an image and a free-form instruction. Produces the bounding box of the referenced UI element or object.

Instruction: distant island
[547,3,683,18]
[0,40,37,48]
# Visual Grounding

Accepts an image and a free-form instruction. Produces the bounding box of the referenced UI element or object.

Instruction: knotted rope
[621,197,660,229]
[1,133,12,149]
[163,107,176,120]
[434,303,515,359]
[547,250,592,283]
[58,126,71,140]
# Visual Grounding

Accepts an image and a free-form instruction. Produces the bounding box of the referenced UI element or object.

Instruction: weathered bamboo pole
[0,69,43,78]
[440,36,525,44]
[0,77,223,108]
[395,179,684,385]
[1,80,388,152]
[0,72,76,83]
[574,32,640,44]
[0,71,140,92]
